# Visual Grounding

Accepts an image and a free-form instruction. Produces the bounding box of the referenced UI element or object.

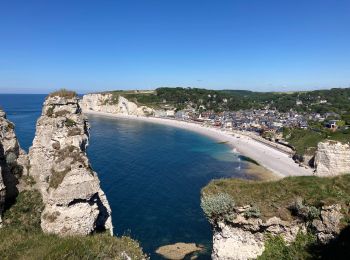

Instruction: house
[325,120,338,130]
[166,110,175,117]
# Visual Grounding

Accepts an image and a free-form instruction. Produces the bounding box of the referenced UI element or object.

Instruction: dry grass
[54,110,70,117]
[49,89,77,98]
[49,167,71,189]
[67,127,81,136]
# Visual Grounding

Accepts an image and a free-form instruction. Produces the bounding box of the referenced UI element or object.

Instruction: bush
[244,206,261,218]
[46,106,54,117]
[201,193,235,221]
[289,198,321,221]
[49,89,77,98]
[65,118,76,127]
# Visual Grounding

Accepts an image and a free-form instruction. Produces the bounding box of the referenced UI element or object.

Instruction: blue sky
[0,0,349,93]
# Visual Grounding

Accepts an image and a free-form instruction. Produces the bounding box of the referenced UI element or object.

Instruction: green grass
[283,128,325,155]
[258,232,317,260]
[202,175,350,222]
[284,128,350,156]
[64,118,76,127]
[1,189,147,260]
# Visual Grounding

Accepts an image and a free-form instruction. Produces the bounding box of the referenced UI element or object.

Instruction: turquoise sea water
[0,94,251,259]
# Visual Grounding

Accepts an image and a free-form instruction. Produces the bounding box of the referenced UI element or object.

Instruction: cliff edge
[202,176,350,260]
[28,91,113,236]
[314,141,350,176]
[0,109,29,226]
[80,92,154,116]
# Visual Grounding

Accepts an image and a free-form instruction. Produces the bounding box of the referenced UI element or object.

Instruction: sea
[0,94,252,259]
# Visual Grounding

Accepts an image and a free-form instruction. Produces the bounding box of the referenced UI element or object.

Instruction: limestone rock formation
[28,94,113,236]
[155,242,204,260]
[314,141,350,176]
[80,93,154,116]
[0,109,29,226]
[211,205,342,260]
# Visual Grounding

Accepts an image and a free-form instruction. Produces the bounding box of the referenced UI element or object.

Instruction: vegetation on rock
[283,127,350,157]
[49,89,77,99]
[202,175,350,222]
[0,189,147,260]
[201,193,235,221]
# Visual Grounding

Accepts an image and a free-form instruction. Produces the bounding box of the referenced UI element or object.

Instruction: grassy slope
[283,128,350,156]
[0,190,146,260]
[202,175,350,222]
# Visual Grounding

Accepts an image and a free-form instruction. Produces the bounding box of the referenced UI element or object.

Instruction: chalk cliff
[28,94,113,236]
[314,141,350,176]
[0,109,29,226]
[80,93,154,116]
[211,204,343,260]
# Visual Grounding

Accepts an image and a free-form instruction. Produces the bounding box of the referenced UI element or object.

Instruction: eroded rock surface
[155,242,203,260]
[80,93,154,116]
[0,109,29,226]
[314,141,350,176]
[28,95,113,236]
[212,205,342,260]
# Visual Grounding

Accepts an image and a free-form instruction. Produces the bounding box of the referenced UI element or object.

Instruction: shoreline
[83,110,313,178]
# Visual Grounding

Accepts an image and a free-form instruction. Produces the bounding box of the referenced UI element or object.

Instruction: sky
[0,0,349,94]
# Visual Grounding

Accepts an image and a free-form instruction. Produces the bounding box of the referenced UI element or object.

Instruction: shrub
[65,118,76,127]
[6,152,17,166]
[55,145,86,166]
[46,106,54,117]
[289,198,321,221]
[244,206,261,218]
[49,89,77,99]
[201,193,235,221]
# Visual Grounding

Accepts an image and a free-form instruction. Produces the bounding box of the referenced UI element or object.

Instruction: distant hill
[104,87,350,114]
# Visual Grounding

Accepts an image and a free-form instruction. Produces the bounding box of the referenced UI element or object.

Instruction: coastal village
[153,99,348,146]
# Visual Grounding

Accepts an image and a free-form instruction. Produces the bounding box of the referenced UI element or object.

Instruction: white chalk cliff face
[0,109,28,226]
[28,95,113,236]
[211,205,343,260]
[80,93,154,116]
[314,141,350,176]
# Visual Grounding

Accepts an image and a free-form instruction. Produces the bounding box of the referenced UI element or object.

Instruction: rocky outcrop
[80,93,154,116]
[155,243,204,260]
[314,141,350,176]
[28,95,113,236]
[211,204,343,260]
[0,109,29,226]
